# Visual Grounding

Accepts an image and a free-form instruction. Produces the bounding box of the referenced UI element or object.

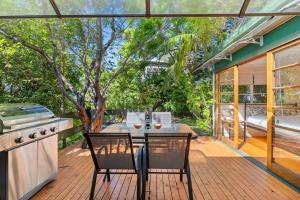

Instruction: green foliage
[0,17,225,135]
[109,18,223,133]
[106,67,193,116]
[0,36,70,113]
[175,117,198,131]
[187,69,214,134]
[161,18,225,81]
[58,131,83,150]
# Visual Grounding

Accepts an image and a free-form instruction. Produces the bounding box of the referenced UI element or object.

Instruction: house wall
[215,16,300,72]
[214,17,300,189]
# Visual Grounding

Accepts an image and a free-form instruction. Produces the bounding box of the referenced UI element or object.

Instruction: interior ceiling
[239,56,266,73]
[1,0,300,18]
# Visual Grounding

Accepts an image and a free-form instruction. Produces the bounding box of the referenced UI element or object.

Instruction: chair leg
[142,167,147,200]
[186,163,193,200]
[106,169,110,182]
[137,146,143,200]
[90,168,98,200]
[81,140,88,149]
[180,169,183,182]
[142,149,148,182]
[142,147,147,199]
[146,170,148,181]
[137,173,141,200]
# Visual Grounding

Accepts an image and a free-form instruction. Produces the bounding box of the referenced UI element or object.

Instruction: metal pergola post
[146,0,150,18]
[48,0,62,18]
[239,0,251,17]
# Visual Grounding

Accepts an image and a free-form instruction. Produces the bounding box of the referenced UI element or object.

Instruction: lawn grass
[175,116,212,135]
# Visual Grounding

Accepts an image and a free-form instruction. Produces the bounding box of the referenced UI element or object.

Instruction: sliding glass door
[216,68,235,145]
[268,40,300,188]
[238,56,267,164]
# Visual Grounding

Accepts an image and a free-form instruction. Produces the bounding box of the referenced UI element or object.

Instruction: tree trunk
[79,107,91,133]
[60,94,65,114]
[79,103,105,149]
[90,103,105,133]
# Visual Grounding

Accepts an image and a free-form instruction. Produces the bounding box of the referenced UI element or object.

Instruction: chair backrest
[145,133,192,169]
[126,112,145,127]
[152,112,172,128]
[84,133,136,170]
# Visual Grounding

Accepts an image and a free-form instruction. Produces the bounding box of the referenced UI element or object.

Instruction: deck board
[31,136,300,200]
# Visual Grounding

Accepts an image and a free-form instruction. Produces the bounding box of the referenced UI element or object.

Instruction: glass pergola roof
[0,0,300,18]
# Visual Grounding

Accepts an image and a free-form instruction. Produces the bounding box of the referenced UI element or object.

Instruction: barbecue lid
[0,104,54,133]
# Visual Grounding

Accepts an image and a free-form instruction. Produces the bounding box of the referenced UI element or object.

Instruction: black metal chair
[142,133,193,200]
[84,133,143,200]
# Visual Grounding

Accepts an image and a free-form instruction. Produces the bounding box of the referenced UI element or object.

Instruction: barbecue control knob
[29,133,37,139]
[50,127,56,132]
[15,137,24,143]
[40,130,47,135]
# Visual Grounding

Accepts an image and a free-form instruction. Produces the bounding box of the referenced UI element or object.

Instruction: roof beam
[2,12,300,19]
[49,0,62,18]
[239,0,251,17]
[146,0,150,17]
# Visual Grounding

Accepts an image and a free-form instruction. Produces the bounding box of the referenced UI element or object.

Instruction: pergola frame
[1,0,300,19]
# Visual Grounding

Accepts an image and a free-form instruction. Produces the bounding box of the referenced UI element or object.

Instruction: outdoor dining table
[100,123,198,140]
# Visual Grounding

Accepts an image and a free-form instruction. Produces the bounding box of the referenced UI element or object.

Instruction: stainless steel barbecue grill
[0,103,73,200]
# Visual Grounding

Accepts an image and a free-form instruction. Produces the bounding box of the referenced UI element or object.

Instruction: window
[253,85,266,93]
[272,42,300,176]
[253,85,267,103]
[238,84,267,103]
[221,94,234,104]
[239,85,251,103]
[219,68,235,141]
[220,85,234,103]
[220,69,234,104]
[239,85,251,93]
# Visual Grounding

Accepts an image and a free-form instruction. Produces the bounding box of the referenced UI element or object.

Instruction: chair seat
[97,154,135,169]
[96,146,143,170]
[148,153,185,169]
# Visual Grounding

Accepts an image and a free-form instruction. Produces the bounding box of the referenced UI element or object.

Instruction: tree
[121,18,225,80]
[0,37,63,113]
[0,17,225,134]
[0,18,154,132]
[187,68,214,133]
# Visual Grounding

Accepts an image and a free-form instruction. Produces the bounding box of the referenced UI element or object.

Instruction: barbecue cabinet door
[8,142,38,200]
[38,134,58,185]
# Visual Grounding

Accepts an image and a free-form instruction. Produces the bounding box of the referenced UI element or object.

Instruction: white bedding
[246,115,267,131]
[246,114,300,139]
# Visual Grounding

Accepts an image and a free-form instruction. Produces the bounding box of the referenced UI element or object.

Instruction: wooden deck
[31,136,300,200]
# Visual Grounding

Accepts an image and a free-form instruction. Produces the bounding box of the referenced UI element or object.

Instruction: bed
[239,104,300,156]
